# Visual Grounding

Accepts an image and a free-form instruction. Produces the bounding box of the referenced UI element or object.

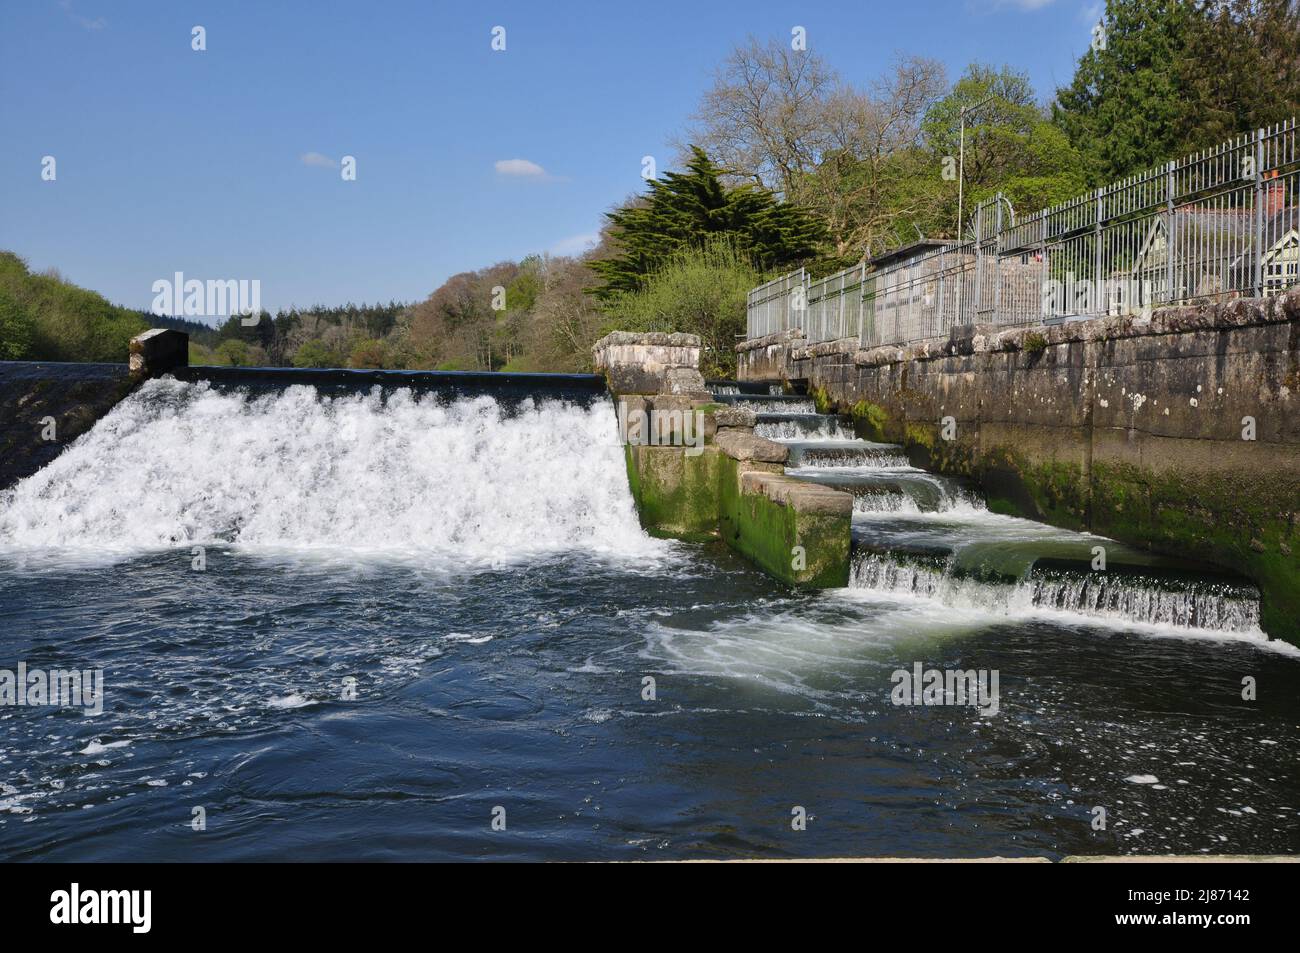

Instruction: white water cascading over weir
[0,378,657,564]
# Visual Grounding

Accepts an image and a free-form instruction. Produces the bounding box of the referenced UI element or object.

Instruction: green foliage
[291,339,339,368]
[347,338,387,369]
[1174,0,1300,151]
[1054,0,1192,184]
[600,237,759,377]
[0,287,36,360]
[920,65,1085,236]
[1056,1,1300,184]
[589,147,825,299]
[0,251,146,362]
[213,338,266,367]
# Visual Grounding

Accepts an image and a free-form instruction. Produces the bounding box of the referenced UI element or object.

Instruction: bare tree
[685,39,948,259]
[803,56,948,258]
[685,37,837,196]
[526,257,607,372]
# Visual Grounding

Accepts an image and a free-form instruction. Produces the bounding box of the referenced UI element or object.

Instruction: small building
[1116,176,1296,314]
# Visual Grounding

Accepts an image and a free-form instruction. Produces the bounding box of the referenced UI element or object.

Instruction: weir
[0,370,647,558]
[0,324,1284,643]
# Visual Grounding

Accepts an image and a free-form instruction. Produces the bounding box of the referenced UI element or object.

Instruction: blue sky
[1,0,1102,317]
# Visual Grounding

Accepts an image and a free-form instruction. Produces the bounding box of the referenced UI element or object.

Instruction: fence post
[1094,186,1104,316]
[1253,127,1265,297]
[973,203,984,324]
[1165,159,1176,308]
[993,193,1003,324]
[1038,210,1048,318]
[936,248,945,338]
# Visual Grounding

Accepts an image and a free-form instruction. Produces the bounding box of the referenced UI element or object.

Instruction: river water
[0,378,1296,860]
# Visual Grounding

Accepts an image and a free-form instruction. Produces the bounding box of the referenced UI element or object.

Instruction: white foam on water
[0,378,666,567]
[847,553,1287,651]
[732,398,816,414]
[755,417,852,441]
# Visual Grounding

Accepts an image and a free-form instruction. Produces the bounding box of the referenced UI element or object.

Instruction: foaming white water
[848,482,987,516]
[755,417,852,441]
[790,446,912,469]
[0,379,664,564]
[733,398,816,414]
[849,553,1278,647]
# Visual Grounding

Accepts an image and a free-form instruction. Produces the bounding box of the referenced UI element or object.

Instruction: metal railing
[745,118,1300,347]
[745,268,807,339]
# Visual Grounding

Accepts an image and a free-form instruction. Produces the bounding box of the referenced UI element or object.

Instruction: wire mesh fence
[745,119,1300,347]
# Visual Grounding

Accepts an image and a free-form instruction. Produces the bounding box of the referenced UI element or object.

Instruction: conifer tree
[589,147,825,299]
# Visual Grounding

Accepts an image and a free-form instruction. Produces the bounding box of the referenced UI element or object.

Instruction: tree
[588,147,825,299]
[291,338,339,368]
[1053,0,1197,184]
[601,237,760,377]
[347,338,387,369]
[0,251,146,362]
[213,338,266,366]
[923,64,1085,236]
[686,37,838,197]
[795,57,948,260]
[1175,0,1300,151]
[521,257,608,372]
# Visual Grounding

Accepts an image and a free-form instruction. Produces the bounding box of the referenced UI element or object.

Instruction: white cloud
[60,1,106,30]
[300,152,337,168]
[495,158,547,178]
[549,232,599,256]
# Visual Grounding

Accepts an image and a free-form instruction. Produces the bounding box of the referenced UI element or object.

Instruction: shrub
[600,237,759,377]
[0,288,36,360]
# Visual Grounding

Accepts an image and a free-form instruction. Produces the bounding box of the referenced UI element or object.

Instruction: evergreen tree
[588,147,825,299]
[1053,0,1196,185]
[1175,0,1300,151]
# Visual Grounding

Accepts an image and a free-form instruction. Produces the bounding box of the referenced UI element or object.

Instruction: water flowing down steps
[709,382,1265,638]
[711,393,816,415]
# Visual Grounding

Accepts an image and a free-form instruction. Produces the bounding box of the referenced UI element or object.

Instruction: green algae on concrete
[623,443,722,541]
[1088,459,1299,641]
[850,400,890,442]
[717,454,851,588]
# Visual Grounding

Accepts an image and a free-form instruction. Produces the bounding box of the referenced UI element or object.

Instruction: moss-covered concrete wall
[737,293,1300,642]
[624,444,725,541]
[617,392,853,588]
[623,438,852,588]
[716,455,851,587]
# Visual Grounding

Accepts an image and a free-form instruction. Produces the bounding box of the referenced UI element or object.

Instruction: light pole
[957,94,997,241]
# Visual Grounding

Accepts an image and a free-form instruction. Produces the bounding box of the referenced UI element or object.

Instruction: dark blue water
[1,545,1297,861]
